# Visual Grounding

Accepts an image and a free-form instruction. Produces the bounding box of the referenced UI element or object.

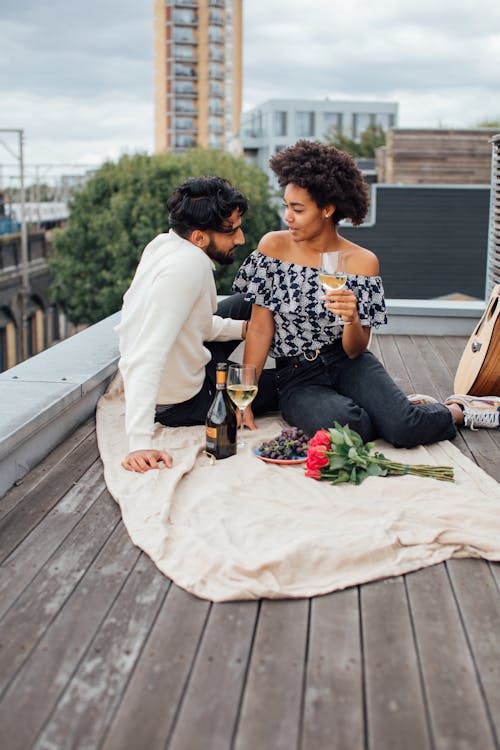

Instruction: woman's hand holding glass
[323,287,359,324]
[319,251,357,325]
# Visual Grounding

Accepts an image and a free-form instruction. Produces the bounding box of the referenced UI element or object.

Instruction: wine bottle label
[206,426,217,439]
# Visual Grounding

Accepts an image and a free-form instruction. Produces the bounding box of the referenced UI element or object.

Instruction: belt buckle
[303,348,320,362]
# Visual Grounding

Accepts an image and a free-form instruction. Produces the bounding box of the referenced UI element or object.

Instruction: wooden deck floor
[0,334,499,750]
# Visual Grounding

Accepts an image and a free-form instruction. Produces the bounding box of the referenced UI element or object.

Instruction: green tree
[49,149,279,324]
[324,124,386,158]
[476,118,500,128]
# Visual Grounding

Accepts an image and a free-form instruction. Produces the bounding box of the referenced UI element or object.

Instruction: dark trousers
[276,341,457,448]
[155,294,279,428]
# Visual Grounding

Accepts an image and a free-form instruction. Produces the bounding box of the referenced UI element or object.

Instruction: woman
[233,139,475,448]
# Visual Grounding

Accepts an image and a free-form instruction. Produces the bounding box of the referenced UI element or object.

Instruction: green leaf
[367,463,387,477]
[328,428,344,445]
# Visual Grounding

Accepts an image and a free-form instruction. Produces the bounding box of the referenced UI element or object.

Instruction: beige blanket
[96,375,500,601]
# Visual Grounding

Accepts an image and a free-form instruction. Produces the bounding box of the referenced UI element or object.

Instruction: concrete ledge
[383,299,484,336]
[0,313,120,498]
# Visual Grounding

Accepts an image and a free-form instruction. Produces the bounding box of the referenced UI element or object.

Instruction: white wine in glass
[226,364,258,448]
[318,251,348,324]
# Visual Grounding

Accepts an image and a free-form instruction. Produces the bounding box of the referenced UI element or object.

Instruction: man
[116,176,278,473]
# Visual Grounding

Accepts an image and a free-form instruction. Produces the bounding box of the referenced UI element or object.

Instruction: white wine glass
[226,364,258,448]
[318,250,348,325]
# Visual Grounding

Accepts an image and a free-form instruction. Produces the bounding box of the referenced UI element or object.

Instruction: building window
[209,80,224,97]
[209,9,224,24]
[209,116,224,134]
[174,44,195,59]
[47,305,59,345]
[174,134,196,148]
[174,62,196,77]
[352,113,375,138]
[274,111,287,137]
[209,134,223,149]
[375,112,395,130]
[174,80,196,95]
[173,27,195,43]
[296,111,315,137]
[172,9,197,25]
[209,62,223,80]
[175,116,195,130]
[323,112,343,136]
[209,98,224,115]
[175,99,196,113]
[208,26,223,43]
[209,45,224,61]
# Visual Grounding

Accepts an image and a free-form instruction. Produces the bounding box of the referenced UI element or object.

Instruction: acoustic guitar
[454,284,500,396]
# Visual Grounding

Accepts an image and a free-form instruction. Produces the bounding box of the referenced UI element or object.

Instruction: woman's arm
[324,245,379,359]
[241,304,275,429]
[243,304,275,377]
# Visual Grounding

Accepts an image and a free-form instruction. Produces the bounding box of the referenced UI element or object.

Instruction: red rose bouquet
[305,423,454,485]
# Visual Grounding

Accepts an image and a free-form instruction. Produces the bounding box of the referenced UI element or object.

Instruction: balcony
[0,309,498,749]
[172,10,198,26]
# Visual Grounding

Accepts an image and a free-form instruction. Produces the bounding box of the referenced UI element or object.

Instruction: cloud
[1,0,499,174]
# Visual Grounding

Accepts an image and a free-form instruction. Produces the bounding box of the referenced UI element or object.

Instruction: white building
[239,98,398,186]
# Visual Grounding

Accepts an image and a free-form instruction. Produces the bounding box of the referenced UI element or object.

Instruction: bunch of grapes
[257,427,310,460]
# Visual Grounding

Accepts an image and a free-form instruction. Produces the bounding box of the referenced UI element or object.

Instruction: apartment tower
[154,0,243,152]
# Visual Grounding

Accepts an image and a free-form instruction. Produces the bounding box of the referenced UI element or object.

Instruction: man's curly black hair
[269,140,369,226]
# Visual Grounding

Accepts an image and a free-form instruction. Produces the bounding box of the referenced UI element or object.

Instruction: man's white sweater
[116,230,242,452]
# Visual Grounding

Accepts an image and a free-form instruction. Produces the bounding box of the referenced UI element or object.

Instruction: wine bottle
[205,362,237,459]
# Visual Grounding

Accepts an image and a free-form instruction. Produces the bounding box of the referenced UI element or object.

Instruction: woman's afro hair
[269,139,369,226]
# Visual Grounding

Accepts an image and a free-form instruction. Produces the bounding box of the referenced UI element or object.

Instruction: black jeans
[155,293,279,428]
[276,341,457,448]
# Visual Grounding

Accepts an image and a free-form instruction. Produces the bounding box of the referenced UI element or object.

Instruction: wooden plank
[406,564,497,750]
[101,585,210,750]
[446,559,500,745]
[432,336,468,383]
[0,459,105,620]
[168,600,259,750]
[33,554,168,750]
[368,332,382,361]
[301,588,364,750]
[0,431,100,564]
[397,336,453,401]
[0,417,96,519]
[0,520,137,750]
[377,334,413,394]
[362,576,431,750]
[0,488,120,694]
[458,428,500,482]
[234,599,309,750]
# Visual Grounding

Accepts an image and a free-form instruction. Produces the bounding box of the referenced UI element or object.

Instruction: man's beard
[205,238,236,265]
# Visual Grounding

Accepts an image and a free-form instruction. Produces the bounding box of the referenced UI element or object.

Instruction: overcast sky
[1,0,499,182]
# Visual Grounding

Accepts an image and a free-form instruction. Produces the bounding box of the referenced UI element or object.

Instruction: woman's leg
[337,351,457,448]
[277,361,376,440]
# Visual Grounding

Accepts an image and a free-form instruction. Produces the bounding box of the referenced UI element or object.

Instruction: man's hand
[121,449,173,473]
[237,406,258,431]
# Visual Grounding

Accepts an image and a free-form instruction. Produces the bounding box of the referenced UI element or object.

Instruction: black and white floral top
[232,251,387,358]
